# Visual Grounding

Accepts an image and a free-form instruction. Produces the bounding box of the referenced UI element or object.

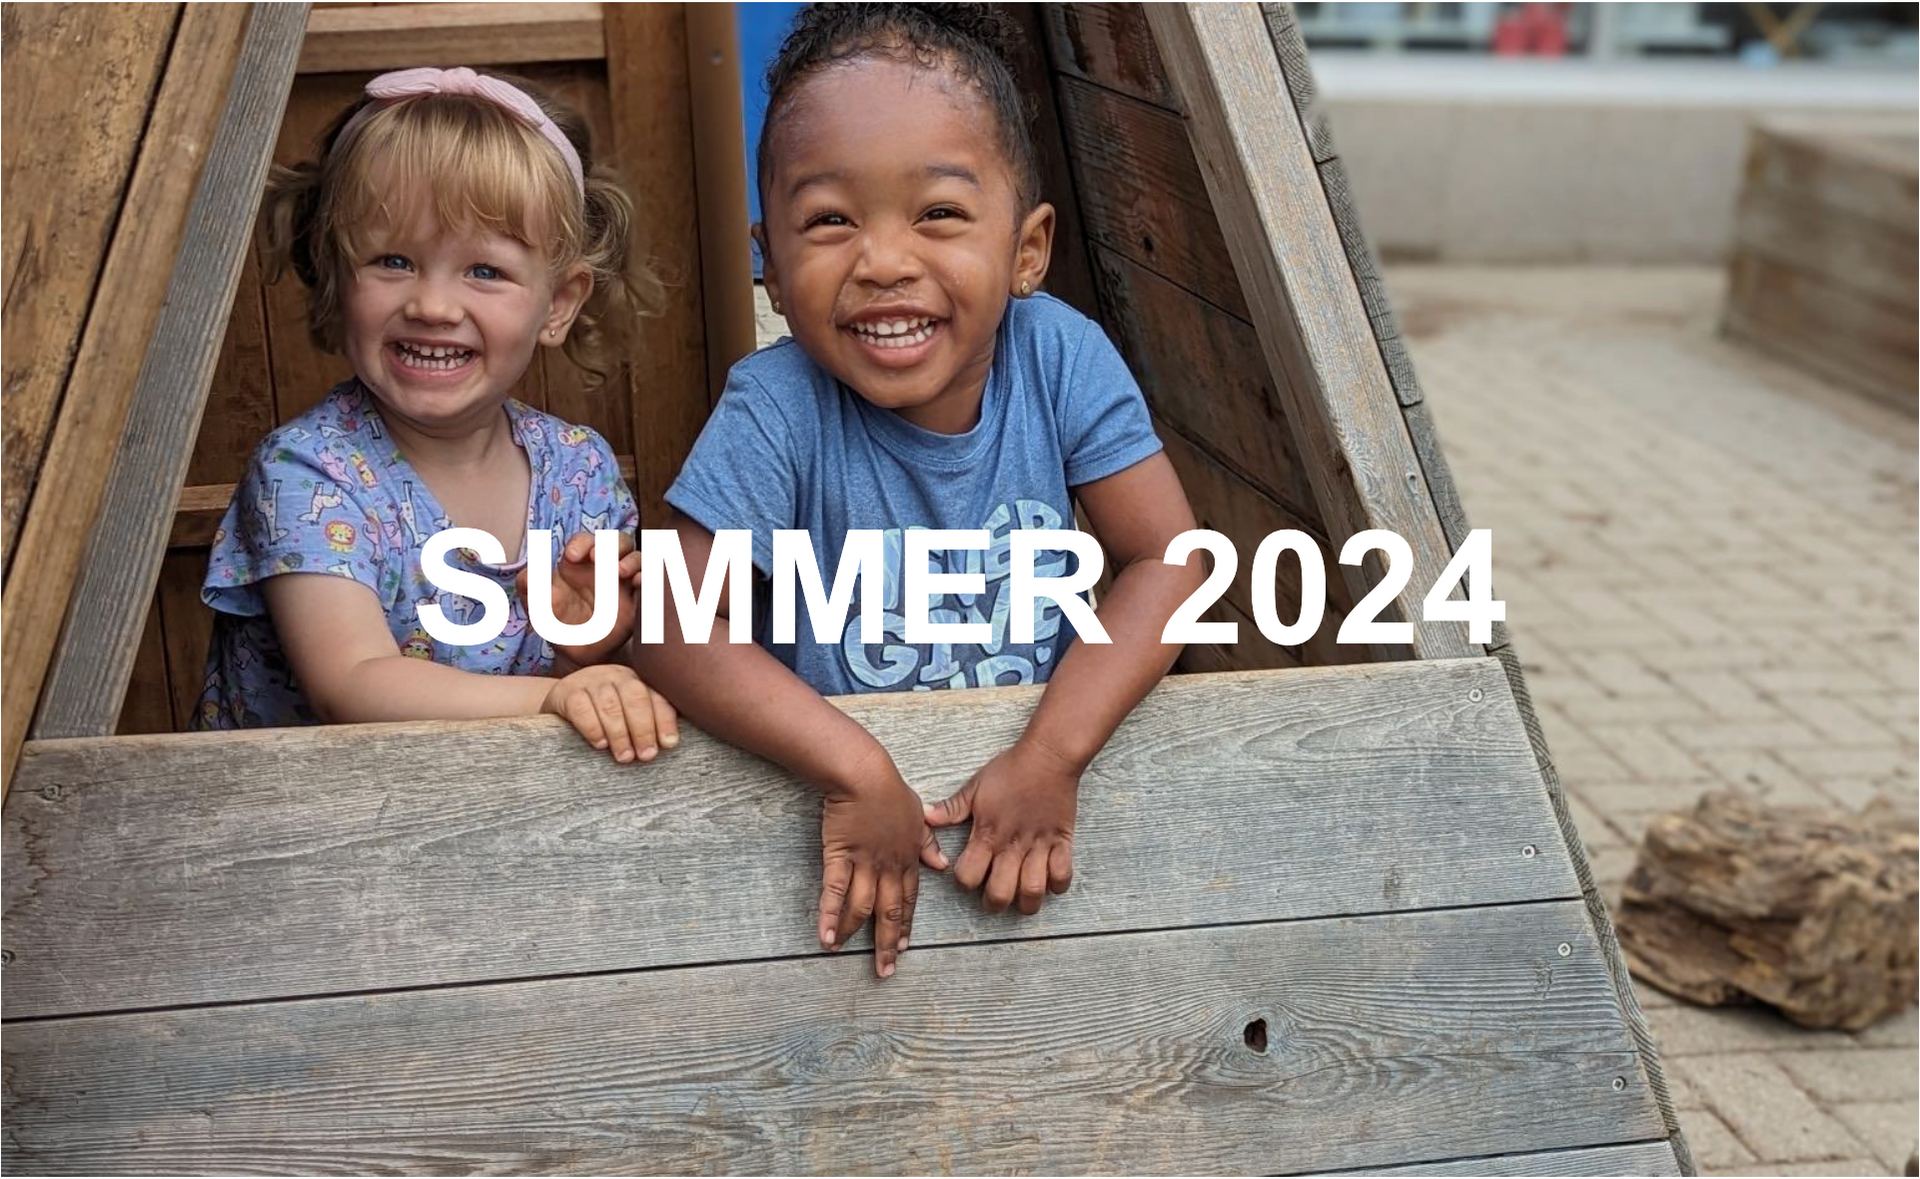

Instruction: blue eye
[468,263,504,281]
[374,254,412,271]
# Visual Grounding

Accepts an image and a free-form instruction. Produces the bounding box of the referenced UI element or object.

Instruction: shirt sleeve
[663,367,799,576]
[201,435,388,617]
[1058,318,1164,488]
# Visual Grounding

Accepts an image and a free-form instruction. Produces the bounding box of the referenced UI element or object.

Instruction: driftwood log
[1617,790,1919,1030]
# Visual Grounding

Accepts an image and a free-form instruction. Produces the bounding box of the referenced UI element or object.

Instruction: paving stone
[1778,1051,1920,1104]
[1853,1006,1919,1049]
[1831,1102,1920,1174]
[1681,1107,1757,1169]
[1714,1160,1892,1176]
[1648,1003,1857,1056]
[1682,1053,1868,1161]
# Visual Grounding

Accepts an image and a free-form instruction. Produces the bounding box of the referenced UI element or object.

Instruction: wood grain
[1,903,1664,1175]
[186,244,278,487]
[1008,3,1101,318]
[1041,1,1175,110]
[297,2,605,74]
[1,4,181,578]
[1329,1139,1680,1177]
[603,3,709,528]
[1746,116,1918,231]
[1,4,254,798]
[35,2,308,741]
[115,597,175,736]
[1734,179,1916,313]
[157,547,216,735]
[1094,245,1318,521]
[1144,4,1476,661]
[1157,422,1352,668]
[4,659,1576,1016]
[684,2,758,404]
[1055,74,1248,319]
[1724,249,1917,406]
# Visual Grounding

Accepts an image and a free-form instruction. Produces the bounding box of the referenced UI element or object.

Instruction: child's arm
[925,452,1204,914]
[263,573,676,762]
[629,511,947,979]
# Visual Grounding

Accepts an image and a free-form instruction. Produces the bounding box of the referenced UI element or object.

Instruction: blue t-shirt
[195,382,639,729]
[665,293,1162,696]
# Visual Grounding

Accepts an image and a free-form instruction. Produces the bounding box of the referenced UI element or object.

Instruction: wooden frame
[2,5,1691,1173]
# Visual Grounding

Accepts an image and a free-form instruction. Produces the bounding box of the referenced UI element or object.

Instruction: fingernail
[639,746,657,761]
[881,962,894,978]
[661,734,679,749]
[595,740,609,749]
[898,937,910,952]
[617,750,633,763]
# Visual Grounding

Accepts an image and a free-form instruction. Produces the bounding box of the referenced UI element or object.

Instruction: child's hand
[925,738,1080,916]
[517,531,645,665]
[543,663,679,763]
[819,745,949,979]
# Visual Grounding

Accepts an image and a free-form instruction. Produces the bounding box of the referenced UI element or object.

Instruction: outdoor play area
[2,3,1914,1175]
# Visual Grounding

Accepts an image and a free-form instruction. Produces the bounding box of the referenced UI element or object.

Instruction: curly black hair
[757,3,1041,213]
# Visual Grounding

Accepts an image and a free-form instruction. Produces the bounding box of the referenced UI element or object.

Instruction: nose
[404,272,464,327]
[851,217,923,289]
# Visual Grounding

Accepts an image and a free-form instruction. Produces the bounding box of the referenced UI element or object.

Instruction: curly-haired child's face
[758,56,1053,435]
[340,207,588,434]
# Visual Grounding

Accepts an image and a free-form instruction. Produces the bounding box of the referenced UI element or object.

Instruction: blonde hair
[261,72,664,385]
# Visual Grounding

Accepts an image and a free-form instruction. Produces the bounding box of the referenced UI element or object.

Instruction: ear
[541,262,594,347]
[752,222,784,313]
[1011,201,1055,297]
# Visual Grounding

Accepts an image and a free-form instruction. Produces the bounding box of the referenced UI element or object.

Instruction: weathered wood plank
[1041,2,1176,110]
[1055,73,1248,319]
[4,659,1575,1017]
[35,3,308,741]
[1,903,1664,1175]
[186,244,277,488]
[603,4,709,527]
[1733,177,1917,314]
[1095,245,1318,522]
[115,597,175,736]
[1325,1139,1681,1177]
[1745,116,1918,231]
[1009,3,1101,318]
[1156,422,1351,668]
[156,547,215,733]
[297,2,605,74]
[1145,4,1477,661]
[683,2,757,405]
[1,4,255,798]
[1262,0,1338,165]
[1,4,181,580]
[1724,249,1918,407]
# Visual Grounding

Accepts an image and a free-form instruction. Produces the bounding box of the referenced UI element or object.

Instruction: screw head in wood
[1,949,12,966]
[1521,844,1537,859]
[1469,687,1484,703]
[1557,942,1572,957]
[38,785,60,802]
[1612,1076,1627,1091]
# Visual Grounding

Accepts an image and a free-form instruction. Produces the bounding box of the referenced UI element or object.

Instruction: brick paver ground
[1390,264,1919,1177]
[751,269,1919,1174]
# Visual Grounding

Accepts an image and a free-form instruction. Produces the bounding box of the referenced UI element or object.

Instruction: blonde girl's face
[340,205,587,436]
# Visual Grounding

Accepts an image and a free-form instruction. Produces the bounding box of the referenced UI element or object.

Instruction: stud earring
[1018,280,1032,297]
[772,299,783,314]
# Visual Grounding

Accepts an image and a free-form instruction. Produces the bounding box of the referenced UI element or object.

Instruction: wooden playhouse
[3,3,1694,1173]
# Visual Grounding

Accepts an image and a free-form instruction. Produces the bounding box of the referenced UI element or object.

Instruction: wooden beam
[296,3,605,74]
[2,903,1664,1174]
[1,4,182,579]
[0,4,255,800]
[35,4,309,742]
[684,2,757,405]
[3,659,1575,1017]
[1328,1140,1682,1177]
[1144,4,1477,660]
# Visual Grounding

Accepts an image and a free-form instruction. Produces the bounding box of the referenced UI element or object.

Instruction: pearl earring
[1018,280,1032,297]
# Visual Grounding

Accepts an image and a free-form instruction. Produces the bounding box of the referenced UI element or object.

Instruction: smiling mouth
[845,316,940,349]
[392,341,476,371]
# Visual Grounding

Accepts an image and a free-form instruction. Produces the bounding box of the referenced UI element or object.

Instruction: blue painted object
[739,2,808,275]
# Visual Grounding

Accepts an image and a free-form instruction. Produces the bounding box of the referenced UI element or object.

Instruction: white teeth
[396,343,474,371]
[851,317,934,347]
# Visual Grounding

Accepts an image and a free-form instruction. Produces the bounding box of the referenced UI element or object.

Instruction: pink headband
[335,67,585,196]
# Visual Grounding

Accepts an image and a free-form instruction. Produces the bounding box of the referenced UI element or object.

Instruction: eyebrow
[922,162,983,188]
[785,162,984,200]
[787,167,849,200]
